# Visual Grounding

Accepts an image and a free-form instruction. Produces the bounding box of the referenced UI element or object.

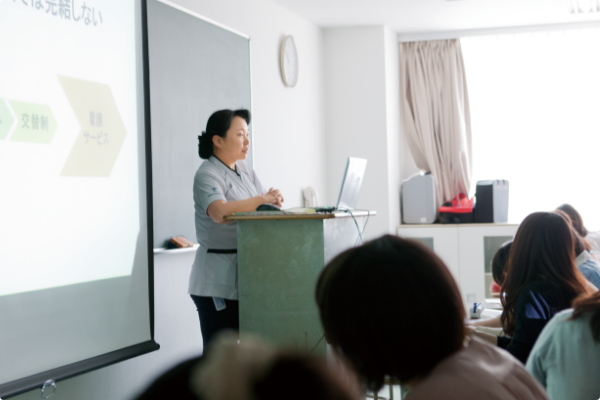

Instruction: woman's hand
[263,188,284,207]
[465,325,477,338]
[467,315,502,328]
[465,325,498,345]
[206,189,285,224]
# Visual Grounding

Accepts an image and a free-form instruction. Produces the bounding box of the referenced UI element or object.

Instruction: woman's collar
[212,155,240,177]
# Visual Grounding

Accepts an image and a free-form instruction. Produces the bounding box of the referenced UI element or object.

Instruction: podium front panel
[237,219,325,353]
[236,212,373,353]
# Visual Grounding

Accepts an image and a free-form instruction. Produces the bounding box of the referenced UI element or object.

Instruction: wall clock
[280,35,298,87]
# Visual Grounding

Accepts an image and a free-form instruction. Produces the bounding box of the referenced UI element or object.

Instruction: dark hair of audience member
[571,226,592,255]
[315,235,465,391]
[491,241,512,287]
[557,204,588,237]
[572,291,600,343]
[556,209,592,255]
[134,353,358,400]
[253,353,357,400]
[500,212,591,336]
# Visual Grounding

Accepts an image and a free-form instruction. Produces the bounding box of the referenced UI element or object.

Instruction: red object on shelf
[438,193,474,214]
[490,280,501,294]
[438,193,476,223]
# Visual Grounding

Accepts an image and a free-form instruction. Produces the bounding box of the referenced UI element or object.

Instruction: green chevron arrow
[0,99,14,140]
[58,75,127,177]
[9,100,58,144]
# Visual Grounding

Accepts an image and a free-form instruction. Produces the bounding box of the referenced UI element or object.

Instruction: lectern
[226,211,374,353]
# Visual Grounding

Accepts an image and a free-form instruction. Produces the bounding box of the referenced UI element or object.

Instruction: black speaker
[475,180,509,223]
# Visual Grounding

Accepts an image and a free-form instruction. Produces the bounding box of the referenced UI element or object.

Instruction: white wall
[383,26,403,233]
[11,1,326,399]
[167,0,327,207]
[323,26,403,239]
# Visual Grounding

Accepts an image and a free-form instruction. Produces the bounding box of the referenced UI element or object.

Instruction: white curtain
[400,39,472,208]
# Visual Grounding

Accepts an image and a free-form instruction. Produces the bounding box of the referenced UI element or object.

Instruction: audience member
[315,235,548,400]
[491,241,512,287]
[570,226,600,289]
[556,204,600,259]
[556,209,600,289]
[471,242,513,330]
[134,333,359,400]
[470,212,593,363]
[526,290,600,400]
[490,240,512,295]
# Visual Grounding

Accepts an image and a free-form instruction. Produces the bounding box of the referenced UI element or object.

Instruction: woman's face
[214,116,250,161]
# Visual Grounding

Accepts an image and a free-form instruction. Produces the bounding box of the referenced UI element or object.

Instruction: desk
[226,210,375,353]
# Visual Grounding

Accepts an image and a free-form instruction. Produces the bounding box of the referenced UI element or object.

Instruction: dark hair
[491,240,512,287]
[557,204,588,237]
[556,209,592,255]
[500,212,591,336]
[253,353,358,400]
[572,291,600,343]
[571,226,592,255]
[315,235,465,391]
[135,352,358,400]
[198,109,251,159]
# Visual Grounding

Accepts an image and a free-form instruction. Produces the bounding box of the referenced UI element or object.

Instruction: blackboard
[147,0,252,248]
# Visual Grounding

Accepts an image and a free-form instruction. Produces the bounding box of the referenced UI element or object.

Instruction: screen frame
[0,0,159,397]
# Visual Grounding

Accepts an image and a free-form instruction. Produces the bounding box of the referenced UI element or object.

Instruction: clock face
[280,36,298,87]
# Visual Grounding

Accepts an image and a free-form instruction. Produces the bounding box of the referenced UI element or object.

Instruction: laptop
[316,157,367,212]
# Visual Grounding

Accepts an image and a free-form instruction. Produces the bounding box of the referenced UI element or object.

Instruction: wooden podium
[226,211,374,353]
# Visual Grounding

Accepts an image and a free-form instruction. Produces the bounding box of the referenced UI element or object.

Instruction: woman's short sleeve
[194,172,227,211]
[505,284,560,363]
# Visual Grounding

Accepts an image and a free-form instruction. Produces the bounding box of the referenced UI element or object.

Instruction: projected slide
[2,77,126,177]
[0,1,142,297]
[59,76,127,176]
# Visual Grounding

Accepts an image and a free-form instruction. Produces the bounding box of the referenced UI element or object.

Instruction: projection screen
[0,0,159,397]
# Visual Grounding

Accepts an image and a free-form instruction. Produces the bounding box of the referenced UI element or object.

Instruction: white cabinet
[397,224,519,307]
[394,225,460,282]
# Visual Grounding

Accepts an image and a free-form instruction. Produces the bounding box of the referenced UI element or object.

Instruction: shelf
[153,244,199,255]
[397,223,518,228]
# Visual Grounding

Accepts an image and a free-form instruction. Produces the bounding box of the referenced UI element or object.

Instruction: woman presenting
[189,109,284,349]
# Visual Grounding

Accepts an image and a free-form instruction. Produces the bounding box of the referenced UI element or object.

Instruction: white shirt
[189,156,266,299]
[585,231,600,257]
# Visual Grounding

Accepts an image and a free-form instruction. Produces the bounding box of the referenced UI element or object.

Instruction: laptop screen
[336,157,367,210]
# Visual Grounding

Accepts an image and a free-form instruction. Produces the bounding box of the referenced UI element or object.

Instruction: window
[461,29,600,229]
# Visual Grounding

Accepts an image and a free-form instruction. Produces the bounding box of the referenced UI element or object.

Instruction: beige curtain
[400,39,472,208]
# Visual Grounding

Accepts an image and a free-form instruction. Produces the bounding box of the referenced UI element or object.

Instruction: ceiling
[271,0,600,36]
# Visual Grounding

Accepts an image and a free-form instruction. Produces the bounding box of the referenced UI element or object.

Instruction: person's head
[192,333,359,400]
[556,209,591,256]
[136,333,360,400]
[501,211,591,336]
[315,235,465,391]
[491,240,512,287]
[556,204,588,237]
[571,226,591,256]
[198,109,251,161]
[252,353,358,400]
